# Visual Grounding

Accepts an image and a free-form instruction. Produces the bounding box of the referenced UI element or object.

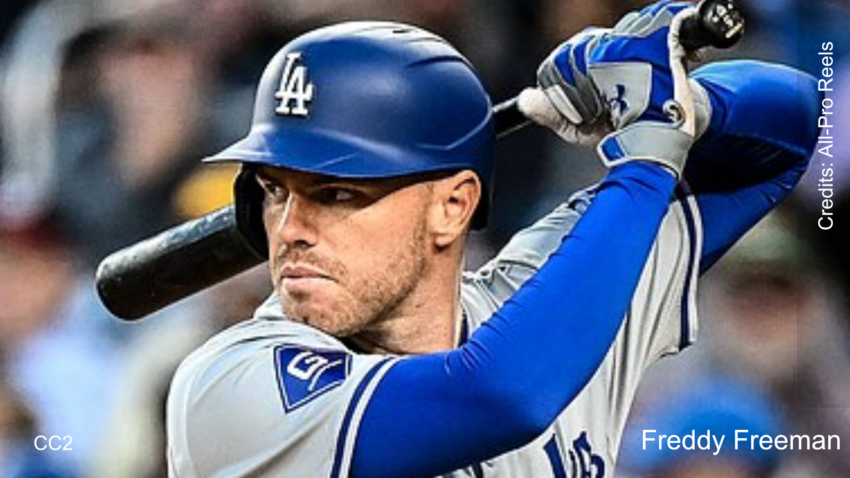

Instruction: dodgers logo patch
[274,345,351,412]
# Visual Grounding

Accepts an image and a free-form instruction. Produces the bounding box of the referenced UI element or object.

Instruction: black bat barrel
[96,206,263,319]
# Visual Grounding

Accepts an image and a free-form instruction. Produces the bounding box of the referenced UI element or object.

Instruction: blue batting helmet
[206,21,495,256]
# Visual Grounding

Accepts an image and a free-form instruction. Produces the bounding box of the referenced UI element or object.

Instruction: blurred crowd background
[0,0,848,477]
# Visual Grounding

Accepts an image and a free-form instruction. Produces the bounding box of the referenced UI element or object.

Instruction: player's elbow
[695,60,823,162]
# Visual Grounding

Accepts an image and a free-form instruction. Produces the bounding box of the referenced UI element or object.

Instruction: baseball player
[166,2,820,477]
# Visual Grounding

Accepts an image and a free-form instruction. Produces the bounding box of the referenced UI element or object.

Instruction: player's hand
[595,5,697,179]
[519,1,710,151]
[518,25,612,146]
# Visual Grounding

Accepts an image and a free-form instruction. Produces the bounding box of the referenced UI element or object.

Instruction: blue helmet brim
[205,124,489,181]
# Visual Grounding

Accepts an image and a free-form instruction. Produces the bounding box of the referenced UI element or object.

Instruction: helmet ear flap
[233,165,269,259]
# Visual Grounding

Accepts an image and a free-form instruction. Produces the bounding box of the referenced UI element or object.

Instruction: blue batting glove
[535,0,698,129]
[536,27,609,126]
[588,0,696,128]
[595,4,698,179]
[523,0,700,178]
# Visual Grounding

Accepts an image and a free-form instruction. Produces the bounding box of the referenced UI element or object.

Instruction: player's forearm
[457,162,678,427]
[354,162,676,478]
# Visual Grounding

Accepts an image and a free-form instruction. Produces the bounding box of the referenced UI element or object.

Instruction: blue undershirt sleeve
[352,163,677,478]
[684,60,821,270]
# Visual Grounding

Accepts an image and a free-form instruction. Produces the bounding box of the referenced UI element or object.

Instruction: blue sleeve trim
[675,185,700,351]
[330,358,394,478]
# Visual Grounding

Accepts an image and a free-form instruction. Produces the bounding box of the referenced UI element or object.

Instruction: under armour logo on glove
[275,52,315,117]
[275,345,350,412]
[591,63,652,130]
[606,84,629,117]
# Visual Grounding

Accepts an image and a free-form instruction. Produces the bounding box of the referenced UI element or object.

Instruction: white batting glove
[517,87,611,146]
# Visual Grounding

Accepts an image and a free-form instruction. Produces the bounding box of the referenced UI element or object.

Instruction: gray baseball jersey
[166,190,702,478]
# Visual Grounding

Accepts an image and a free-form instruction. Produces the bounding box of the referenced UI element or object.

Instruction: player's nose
[275,193,319,248]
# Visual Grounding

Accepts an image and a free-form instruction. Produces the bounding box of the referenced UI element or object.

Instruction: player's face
[257,166,437,337]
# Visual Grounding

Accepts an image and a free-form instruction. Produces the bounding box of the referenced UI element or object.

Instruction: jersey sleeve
[166,319,397,478]
[464,186,702,363]
[621,190,702,360]
[459,189,703,463]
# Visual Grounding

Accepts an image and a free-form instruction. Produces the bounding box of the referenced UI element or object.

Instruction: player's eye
[258,178,288,202]
[315,187,358,205]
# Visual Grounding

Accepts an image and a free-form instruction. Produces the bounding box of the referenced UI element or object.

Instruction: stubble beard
[279,220,430,338]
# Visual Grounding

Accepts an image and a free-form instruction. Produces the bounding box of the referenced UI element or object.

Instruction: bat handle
[494,97,526,138]
[492,0,745,136]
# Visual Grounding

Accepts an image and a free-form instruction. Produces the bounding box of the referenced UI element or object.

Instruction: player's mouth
[279,264,334,294]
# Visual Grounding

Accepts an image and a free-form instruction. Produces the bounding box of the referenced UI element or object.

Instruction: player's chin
[280,289,358,336]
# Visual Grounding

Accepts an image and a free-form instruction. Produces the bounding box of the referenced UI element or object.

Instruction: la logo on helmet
[275,52,314,117]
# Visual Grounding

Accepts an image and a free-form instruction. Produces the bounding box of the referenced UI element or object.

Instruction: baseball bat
[96,0,744,320]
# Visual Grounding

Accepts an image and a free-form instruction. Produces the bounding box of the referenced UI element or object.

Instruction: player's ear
[428,170,481,249]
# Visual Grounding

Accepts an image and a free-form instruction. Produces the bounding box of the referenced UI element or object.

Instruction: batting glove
[518,25,611,146]
[595,5,697,179]
[519,1,712,152]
